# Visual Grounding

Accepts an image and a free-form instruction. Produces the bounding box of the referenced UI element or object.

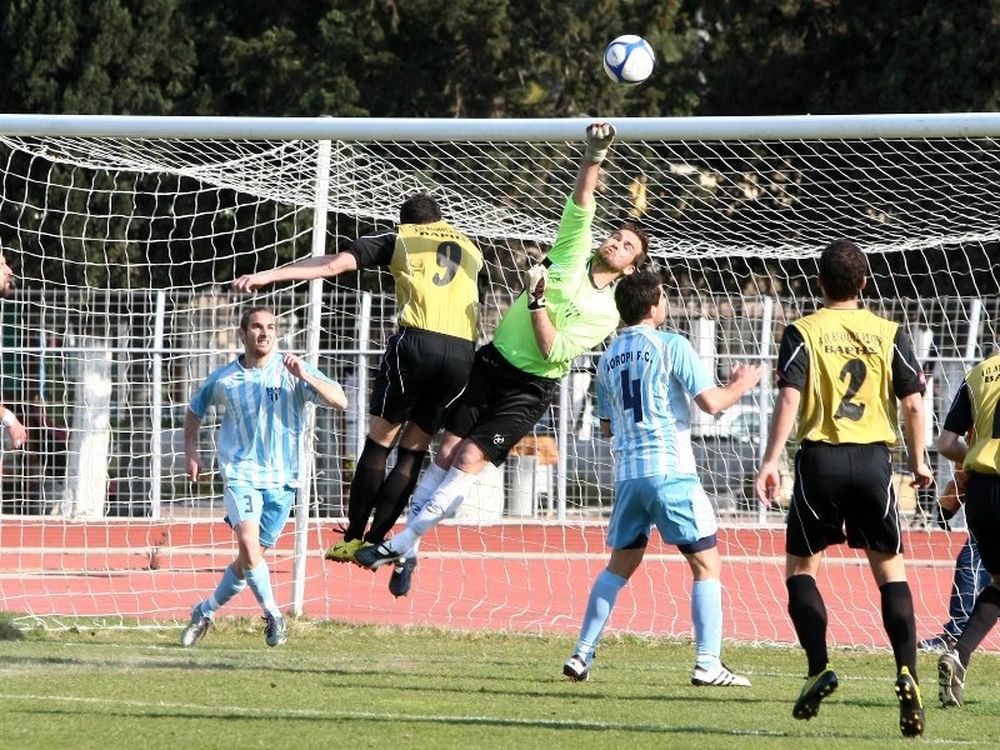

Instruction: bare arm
[600,419,612,439]
[754,386,800,507]
[938,429,967,464]
[900,391,933,488]
[1,405,26,448]
[693,363,763,415]
[184,409,205,481]
[232,252,359,292]
[283,354,348,410]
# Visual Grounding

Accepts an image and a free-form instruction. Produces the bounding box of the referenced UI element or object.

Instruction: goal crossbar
[4,112,1000,141]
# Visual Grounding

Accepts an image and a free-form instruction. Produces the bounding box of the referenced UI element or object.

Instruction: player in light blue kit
[180,307,347,647]
[563,271,761,685]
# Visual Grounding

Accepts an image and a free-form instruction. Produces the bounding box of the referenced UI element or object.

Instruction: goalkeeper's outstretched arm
[573,122,615,209]
[232,252,359,292]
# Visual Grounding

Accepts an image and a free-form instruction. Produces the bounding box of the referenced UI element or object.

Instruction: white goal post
[1,112,998,651]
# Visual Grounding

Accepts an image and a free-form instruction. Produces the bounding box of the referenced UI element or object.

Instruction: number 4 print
[620,370,644,423]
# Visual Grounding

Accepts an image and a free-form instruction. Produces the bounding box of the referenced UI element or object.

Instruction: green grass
[2,615,999,749]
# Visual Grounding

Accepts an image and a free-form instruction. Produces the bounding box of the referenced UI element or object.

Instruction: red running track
[1,518,996,650]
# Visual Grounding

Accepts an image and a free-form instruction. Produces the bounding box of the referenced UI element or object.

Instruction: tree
[0,0,196,114]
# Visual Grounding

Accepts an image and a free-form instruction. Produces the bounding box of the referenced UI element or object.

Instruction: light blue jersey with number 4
[597,326,714,481]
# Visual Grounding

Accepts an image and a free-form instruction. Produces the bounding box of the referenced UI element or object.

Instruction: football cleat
[917,633,957,654]
[324,538,369,563]
[895,666,925,737]
[388,557,418,598]
[353,542,402,570]
[180,602,212,648]
[563,653,593,682]
[263,612,287,647]
[792,666,838,719]
[938,649,966,708]
[691,661,751,687]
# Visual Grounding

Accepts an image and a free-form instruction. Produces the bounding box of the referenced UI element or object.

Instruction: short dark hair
[618,220,649,269]
[614,270,662,326]
[818,239,867,301]
[399,193,442,224]
[239,306,274,330]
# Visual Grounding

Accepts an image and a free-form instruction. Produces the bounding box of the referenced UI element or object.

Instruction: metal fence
[0,287,992,523]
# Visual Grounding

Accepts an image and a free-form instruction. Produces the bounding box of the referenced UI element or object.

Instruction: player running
[936,351,1000,708]
[180,307,346,647]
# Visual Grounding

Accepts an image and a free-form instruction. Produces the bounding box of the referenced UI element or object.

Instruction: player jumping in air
[355,123,648,590]
[233,195,482,598]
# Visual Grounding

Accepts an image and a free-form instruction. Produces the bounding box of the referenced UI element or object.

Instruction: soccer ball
[603,35,655,86]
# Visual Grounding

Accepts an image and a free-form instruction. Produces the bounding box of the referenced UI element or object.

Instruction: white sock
[411,462,448,508]
[389,467,477,555]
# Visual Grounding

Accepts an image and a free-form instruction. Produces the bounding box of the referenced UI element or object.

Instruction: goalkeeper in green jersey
[356,122,648,581]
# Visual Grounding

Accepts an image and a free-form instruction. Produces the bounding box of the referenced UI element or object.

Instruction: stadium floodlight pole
[6,112,1000,141]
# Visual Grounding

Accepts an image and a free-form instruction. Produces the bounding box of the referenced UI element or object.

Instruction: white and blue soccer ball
[603,35,655,86]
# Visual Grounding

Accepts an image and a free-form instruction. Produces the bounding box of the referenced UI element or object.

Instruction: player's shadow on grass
[0,654,241,671]
[0,615,25,640]
[13,705,892,741]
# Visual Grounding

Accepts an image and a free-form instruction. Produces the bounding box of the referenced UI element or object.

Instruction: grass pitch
[2,614,998,749]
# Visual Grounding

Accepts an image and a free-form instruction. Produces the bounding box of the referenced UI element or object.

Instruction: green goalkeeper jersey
[493,195,619,379]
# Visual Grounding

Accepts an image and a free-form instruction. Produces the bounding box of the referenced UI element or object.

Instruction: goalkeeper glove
[525,264,548,310]
[584,123,617,164]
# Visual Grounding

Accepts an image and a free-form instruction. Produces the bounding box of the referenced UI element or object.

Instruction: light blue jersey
[189,352,332,489]
[597,326,714,481]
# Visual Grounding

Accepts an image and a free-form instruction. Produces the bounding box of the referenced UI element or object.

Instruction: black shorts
[370,327,475,435]
[786,441,901,557]
[964,472,1000,575]
[444,342,558,465]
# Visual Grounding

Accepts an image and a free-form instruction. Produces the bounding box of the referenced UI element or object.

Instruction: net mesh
[0,120,996,649]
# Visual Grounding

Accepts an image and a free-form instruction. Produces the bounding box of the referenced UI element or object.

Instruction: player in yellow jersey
[935,354,1000,708]
[355,123,648,583]
[233,194,483,596]
[754,239,933,737]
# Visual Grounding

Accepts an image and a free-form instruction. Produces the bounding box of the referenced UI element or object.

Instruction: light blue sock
[203,565,247,615]
[575,569,628,659]
[244,561,281,618]
[692,578,723,669]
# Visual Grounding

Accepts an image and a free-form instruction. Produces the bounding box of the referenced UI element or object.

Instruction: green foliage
[696,0,1000,114]
[3,2,999,118]
[0,0,196,114]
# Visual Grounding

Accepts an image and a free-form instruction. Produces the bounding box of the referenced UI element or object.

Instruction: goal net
[1,114,997,649]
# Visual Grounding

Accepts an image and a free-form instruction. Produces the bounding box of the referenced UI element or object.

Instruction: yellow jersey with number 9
[390,221,482,342]
[793,308,900,444]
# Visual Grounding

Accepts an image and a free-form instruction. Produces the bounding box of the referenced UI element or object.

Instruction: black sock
[344,438,391,541]
[365,447,428,544]
[955,584,1000,667]
[787,574,829,676]
[880,580,917,680]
